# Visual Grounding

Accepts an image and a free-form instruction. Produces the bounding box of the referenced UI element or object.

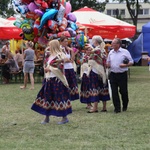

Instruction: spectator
[2,52,19,84]
[106,38,133,113]
[20,41,35,90]
[14,49,23,68]
[1,41,10,59]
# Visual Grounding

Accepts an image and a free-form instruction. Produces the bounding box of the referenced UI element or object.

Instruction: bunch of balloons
[13,0,88,48]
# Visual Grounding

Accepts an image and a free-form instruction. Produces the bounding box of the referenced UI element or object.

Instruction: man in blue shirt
[107,38,133,113]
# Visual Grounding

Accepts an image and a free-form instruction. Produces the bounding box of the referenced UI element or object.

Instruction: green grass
[0,66,150,150]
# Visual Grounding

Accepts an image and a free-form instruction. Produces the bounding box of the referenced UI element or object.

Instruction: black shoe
[122,107,127,111]
[114,109,121,113]
[87,110,98,113]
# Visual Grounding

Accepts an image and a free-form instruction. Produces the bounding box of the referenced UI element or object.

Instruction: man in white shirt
[107,38,133,113]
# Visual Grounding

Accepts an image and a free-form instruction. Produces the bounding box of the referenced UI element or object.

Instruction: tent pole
[12,39,14,54]
[21,40,23,54]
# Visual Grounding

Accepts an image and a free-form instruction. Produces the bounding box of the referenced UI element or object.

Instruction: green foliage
[0,0,15,18]
[116,0,150,27]
[70,0,108,12]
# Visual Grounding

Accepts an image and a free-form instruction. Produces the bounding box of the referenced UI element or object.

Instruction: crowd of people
[0,41,41,88]
[31,35,133,125]
[0,35,134,125]
[0,41,20,84]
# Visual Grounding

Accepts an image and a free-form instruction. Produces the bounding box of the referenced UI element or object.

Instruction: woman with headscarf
[31,39,72,125]
[86,35,110,113]
[59,36,79,101]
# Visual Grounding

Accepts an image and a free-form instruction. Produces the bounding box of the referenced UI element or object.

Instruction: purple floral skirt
[65,69,79,101]
[80,73,91,104]
[31,77,72,117]
[88,71,100,102]
[88,71,110,103]
[99,79,110,101]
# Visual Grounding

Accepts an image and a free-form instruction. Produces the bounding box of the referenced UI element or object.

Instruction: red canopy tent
[73,7,136,39]
[0,17,22,40]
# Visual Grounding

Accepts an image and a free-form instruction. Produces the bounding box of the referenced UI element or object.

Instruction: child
[31,40,72,124]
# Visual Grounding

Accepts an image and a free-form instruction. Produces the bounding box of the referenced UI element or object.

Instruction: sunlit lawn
[0,66,150,150]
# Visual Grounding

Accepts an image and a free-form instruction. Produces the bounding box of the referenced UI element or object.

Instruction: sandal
[41,120,49,124]
[87,109,98,113]
[20,86,26,89]
[100,110,107,112]
[41,118,50,124]
[86,106,93,109]
[57,118,69,125]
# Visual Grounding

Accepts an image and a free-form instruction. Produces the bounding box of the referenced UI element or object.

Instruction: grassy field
[0,66,150,150]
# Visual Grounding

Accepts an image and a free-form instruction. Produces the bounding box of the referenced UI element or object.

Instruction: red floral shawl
[87,46,107,84]
[48,53,69,87]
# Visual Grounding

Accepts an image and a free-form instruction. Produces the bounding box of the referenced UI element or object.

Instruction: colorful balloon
[13,0,22,6]
[47,33,57,39]
[84,36,88,43]
[38,9,58,30]
[38,36,48,46]
[13,0,79,45]
[60,0,66,7]
[47,31,71,39]
[34,9,44,16]
[65,1,72,16]
[16,4,29,14]
[57,31,70,37]
[26,12,39,20]
[22,0,33,4]
[57,4,65,25]
[59,18,67,32]
[50,0,60,9]
[67,27,76,37]
[48,20,58,31]
[27,2,38,12]
[68,20,78,31]
[34,0,48,9]
[34,18,41,35]
[67,13,76,22]
[22,26,34,40]
[76,32,85,48]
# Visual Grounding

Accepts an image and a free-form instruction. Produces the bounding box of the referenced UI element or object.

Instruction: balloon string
[41,28,46,37]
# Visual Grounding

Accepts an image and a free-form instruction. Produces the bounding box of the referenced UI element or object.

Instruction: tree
[117,0,150,27]
[0,0,15,18]
[70,0,108,12]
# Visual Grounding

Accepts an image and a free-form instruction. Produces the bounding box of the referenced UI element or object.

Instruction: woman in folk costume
[41,46,51,85]
[80,47,93,109]
[31,40,72,125]
[59,36,79,101]
[87,35,110,113]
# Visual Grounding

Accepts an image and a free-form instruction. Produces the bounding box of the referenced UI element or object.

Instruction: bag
[123,58,129,64]
[39,67,44,77]
[1,53,6,59]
